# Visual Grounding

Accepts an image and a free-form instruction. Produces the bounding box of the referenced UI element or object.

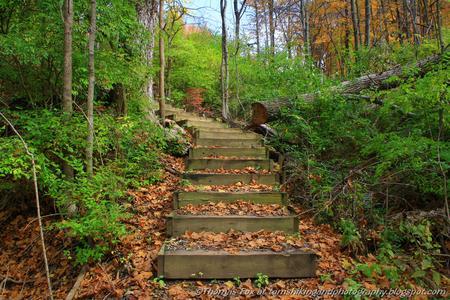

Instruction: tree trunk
[300,0,311,56]
[158,0,166,123]
[436,0,444,52]
[137,0,158,105]
[364,0,371,47]
[268,0,275,56]
[220,0,230,120]
[86,0,96,177]
[411,0,420,45]
[62,0,74,179]
[63,0,73,114]
[255,2,260,55]
[113,84,127,116]
[250,52,444,125]
[380,0,389,44]
[402,0,411,41]
[350,0,360,51]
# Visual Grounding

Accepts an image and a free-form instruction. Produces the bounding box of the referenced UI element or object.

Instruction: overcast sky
[184,0,251,34]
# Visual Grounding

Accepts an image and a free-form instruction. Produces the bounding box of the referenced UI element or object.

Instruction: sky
[184,0,251,34]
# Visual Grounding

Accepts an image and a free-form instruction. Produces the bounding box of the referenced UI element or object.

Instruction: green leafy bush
[0,109,167,264]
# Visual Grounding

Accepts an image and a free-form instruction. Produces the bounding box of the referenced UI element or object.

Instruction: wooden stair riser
[166,214,298,236]
[189,147,268,159]
[195,138,263,147]
[174,191,288,208]
[183,173,279,186]
[157,248,317,279]
[186,158,273,171]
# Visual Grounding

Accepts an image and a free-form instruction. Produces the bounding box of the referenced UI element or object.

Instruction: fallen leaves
[166,230,311,254]
[188,167,271,175]
[176,201,289,216]
[180,180,275,192]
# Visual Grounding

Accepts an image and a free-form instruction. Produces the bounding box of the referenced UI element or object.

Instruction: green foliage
[0,0,149,107]
[254,273,270,288]
[0,109,167,264]
[339,219,363,254]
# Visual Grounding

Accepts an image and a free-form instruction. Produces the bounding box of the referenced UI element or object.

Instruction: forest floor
[0,155,445,299]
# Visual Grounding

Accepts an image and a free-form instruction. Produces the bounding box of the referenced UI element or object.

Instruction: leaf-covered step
[178,119,228,129]
[195,130,260,140]
[195,138,262,147]
[157,248,317,279]
[183,173,279,186]
[166,213,298,236]
[189,147,268,159]
[174,191,287,208]
[167,114,214,123]
[186,158,273,171]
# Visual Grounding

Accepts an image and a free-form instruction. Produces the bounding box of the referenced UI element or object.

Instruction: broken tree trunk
[251,51,446,125]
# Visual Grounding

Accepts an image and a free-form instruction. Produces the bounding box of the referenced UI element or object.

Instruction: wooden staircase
[157,105,317,279]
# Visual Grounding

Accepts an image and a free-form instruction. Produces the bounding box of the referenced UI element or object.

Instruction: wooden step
[157,248,317,279]
[178,120,228,129]
[183,173,279,186]
[174,191,288,208]
[191,127,248,134]
[168,114,214,123]
[186,158,273,171]
[195,138,263,147]
[189,147,268,159]
[167,213,298,236]
[195,131,260,140]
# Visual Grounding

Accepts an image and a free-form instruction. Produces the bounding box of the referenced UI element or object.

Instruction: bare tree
[62,0,74,179]
[268,0,275,56]
[364,0,371,47]
[159,0,166,123]
[63,0,73,114]
[86,0,96,177]
[255,2,261,54]
[300,0,310,56]
[350,0,360,51]
[220,0,230,120]
[436,0,444,52]
[137,0,158,105]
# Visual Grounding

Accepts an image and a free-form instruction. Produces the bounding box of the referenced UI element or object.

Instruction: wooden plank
[174,191,288,208]
[189,147,268,159]
[166,213,298,236]
[195,131,259,140]
[186,158,273,171]
[195,138,263,147]
[157,248,317,279]
[178,120,228,129]
[183,173,279,186]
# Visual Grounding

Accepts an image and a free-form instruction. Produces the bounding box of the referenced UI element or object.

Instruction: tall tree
[86,0,96,177]
[364,0,371,47]
[411,0,420,45]
[62,0,74,179]
[436,0,444,52]
[159,0,166,123]
[233,0,247,102]
[268,0,275,56]
[63,0,73,113]
[220,0,230,120]
[255,2,261,54]
[137,0,158,106]
[350,0,360,51]
[300,0,310,56]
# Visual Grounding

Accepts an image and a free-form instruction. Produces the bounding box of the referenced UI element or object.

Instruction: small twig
[0,275,34,284]
[65,265,88,300]
[0,111,54,300]
[23,213,63,232]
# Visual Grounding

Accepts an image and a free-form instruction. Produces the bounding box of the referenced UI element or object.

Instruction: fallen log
[251,50,447,126]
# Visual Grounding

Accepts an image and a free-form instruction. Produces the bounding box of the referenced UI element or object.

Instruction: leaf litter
[176,201,289,216]
[0,154,420,299]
